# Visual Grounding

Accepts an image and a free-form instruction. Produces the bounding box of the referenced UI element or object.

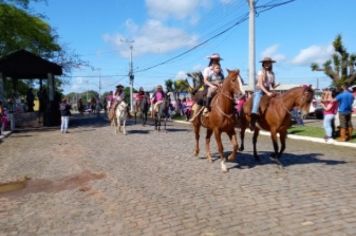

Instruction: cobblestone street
[0,115,355,236]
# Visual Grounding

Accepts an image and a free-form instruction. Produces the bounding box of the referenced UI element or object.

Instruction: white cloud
[292,45,334,65]
[261,44,286,62]
[103,20,198,58]
[145,0,210,21]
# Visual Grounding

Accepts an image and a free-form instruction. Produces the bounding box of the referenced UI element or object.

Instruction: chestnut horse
[190,69,244,172]
[238,85,314,164]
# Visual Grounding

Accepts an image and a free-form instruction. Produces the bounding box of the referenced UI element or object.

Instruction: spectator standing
[59,98,72,134]
[321,89,338,143]
[26,88,35,112]
[335,84,354,141]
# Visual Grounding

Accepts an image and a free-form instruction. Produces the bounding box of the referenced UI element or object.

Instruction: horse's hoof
[239,147,244,152]
[228,154,236,162]
[222,168,229,173]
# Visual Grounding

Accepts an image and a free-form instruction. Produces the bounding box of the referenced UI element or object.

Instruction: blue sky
[32,0,356,94]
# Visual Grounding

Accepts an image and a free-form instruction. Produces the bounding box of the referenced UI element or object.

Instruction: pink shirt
[154,91,164,102]
[323,101,338,115]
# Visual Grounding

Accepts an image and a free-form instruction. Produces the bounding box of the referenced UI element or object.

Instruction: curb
[0,131,12,141]
[173,120,356,149]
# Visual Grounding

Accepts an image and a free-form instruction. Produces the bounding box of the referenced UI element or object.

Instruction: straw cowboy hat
[207,53,223,60]
[259,57,276,63]
[156,85,163,89]
[116,84,124,89]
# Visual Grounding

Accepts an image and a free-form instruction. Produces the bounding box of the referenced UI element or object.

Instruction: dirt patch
[0,170,105,198]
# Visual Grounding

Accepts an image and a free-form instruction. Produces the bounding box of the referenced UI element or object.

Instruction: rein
[215,95,234,119]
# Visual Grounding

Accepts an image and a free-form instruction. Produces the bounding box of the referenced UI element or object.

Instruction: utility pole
[248,0,256,91]
[121,38,135,112]
[129,44,134,112]
[98,69,102,98]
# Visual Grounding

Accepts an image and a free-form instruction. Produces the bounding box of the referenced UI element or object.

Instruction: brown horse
[190,69,244,172]
[238,85,314,164]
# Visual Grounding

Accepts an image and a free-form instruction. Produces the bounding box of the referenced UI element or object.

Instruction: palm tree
[311,34,356,87]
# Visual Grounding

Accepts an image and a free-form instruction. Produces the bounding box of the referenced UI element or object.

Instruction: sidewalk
[173,119,356,149]
[0,130,12,141]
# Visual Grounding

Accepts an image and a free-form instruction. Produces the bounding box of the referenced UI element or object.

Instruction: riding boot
[337,128,347,142]
[249,113,258,131]
[347,127,353,140]
[206,97,213,112]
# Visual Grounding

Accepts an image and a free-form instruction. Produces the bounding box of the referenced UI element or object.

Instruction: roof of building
[0,49,62,79]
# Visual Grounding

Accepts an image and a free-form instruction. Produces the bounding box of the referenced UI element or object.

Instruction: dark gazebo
[0,49,63,127]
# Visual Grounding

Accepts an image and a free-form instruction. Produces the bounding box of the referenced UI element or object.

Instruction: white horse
[111,101,128,135]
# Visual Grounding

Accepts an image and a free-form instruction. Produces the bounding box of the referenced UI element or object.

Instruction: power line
[134,0,297,74]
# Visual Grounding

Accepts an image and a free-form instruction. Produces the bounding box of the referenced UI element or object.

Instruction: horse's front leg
[214,130,228,172]
[239,126,246,152]
[122,118,127,135]
[118,118,122,133]
[205,128,213,162]
[193,123,201,156]
[252,128,260,162]
[227,129,238,162]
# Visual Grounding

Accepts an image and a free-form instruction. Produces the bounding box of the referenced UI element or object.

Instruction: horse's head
[223,69,244,98]
[118,101,128,111]
[296,85,314,115]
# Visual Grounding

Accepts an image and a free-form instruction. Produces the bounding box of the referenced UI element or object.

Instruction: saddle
[243,95,273,116]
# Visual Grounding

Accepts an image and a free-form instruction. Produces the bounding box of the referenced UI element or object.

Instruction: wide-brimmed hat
[260,57,276,63]
[207,53,223,60]
[156,85,163,89]
[116,84,124,89]
[139,87,144,91]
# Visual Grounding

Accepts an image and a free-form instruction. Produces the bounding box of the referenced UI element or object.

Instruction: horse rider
[250,57,280,130]
[108,84,125,120]
[203,53,225,114]
[151,85,166,117]
[135,87,145,103]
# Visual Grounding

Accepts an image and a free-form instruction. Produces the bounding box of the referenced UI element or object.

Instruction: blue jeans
[323,114,335,138]
[61,116,69,133]
[252,90,264,114]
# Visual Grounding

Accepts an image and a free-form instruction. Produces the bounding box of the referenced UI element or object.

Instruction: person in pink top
[151,85,166,116]
[320,88,338,144]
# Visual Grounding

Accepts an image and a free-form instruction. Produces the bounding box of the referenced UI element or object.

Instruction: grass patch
[288,125,356,143]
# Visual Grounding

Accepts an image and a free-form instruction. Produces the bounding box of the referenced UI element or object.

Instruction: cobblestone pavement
[0,115,355,236]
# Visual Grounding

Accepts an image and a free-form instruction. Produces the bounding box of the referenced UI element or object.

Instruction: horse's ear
[226,68,231,73]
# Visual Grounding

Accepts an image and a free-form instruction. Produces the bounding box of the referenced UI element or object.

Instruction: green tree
[165,79,174,92]
[311,34,356,87]
[0,1,86,74]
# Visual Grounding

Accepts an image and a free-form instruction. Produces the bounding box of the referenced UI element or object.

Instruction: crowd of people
[0,53,354,143]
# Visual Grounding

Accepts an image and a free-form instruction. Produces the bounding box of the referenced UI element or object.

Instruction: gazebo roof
[0,49,62,79]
